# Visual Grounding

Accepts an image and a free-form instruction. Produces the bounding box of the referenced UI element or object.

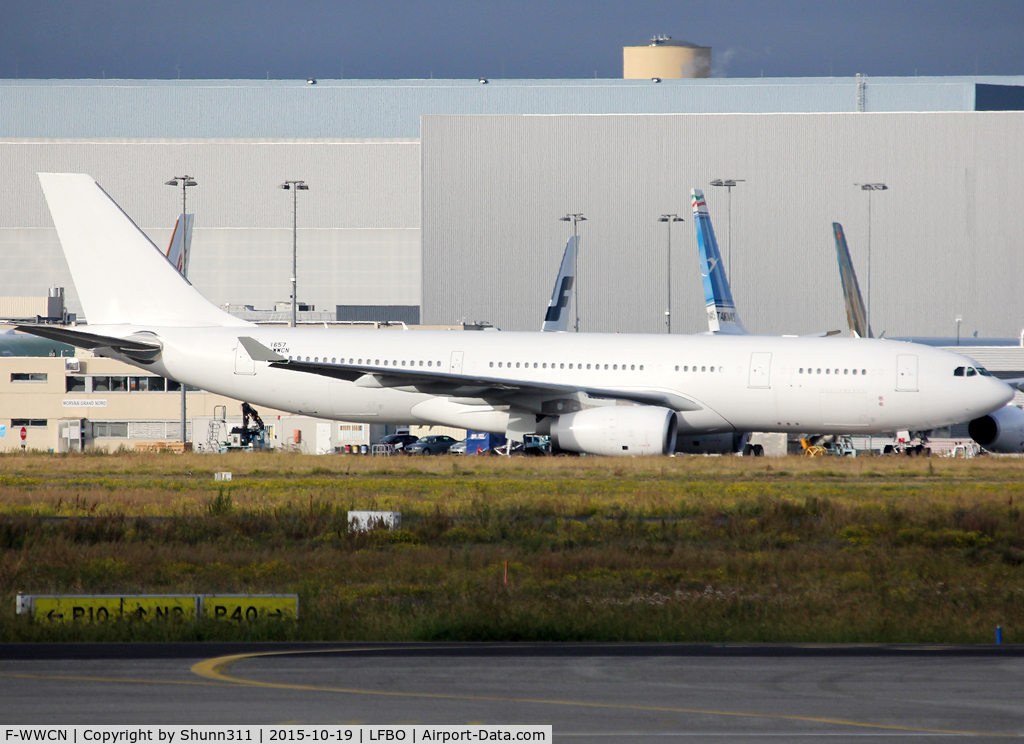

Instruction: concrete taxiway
[1,644,1022,740]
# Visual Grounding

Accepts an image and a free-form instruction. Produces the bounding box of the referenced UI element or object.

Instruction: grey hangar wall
[0,138,420,318]
[421,111,1024,338]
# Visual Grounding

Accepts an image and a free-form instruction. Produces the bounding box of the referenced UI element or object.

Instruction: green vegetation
[1,451,1022,643]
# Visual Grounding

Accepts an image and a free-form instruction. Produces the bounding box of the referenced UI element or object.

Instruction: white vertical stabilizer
[37,173,248,327]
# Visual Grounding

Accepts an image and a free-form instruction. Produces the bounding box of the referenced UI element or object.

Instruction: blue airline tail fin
[691,189,747,335]
[541,236,576,332]
[832,222,872,338]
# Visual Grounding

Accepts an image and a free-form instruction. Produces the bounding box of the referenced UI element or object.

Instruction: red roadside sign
[20,427,27,441]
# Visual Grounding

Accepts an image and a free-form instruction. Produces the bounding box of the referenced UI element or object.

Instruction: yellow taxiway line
[190,646,1020,738]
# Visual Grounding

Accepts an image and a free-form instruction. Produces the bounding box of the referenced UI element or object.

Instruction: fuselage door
[748,352,772,389]
[450,351,464,375]
[234,342,255,375]
[896,354,918,392]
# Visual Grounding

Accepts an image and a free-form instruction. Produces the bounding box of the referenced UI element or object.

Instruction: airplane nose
[988,379,1016,413]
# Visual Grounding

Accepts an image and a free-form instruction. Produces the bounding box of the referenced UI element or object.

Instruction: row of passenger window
[489,361,646,371]
[289,356,443,368]
[283,357,879,380]
[798,367,867,376]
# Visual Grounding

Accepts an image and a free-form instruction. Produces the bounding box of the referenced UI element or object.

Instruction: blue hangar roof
[1,76,1023,140]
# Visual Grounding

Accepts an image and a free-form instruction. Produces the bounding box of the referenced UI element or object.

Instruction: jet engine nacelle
[969,404,1024,453]
[675,431,749,455]
[551,405,678,456]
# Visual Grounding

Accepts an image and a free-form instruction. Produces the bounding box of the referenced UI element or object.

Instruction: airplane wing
[692,189,748,335]
[238,336,702,413]
[541,236,576,332]
[832,222,872,339]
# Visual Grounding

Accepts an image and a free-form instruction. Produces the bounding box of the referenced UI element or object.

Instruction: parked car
[378,433,418,452]
[447,439,467,455]
[404,435,458,455]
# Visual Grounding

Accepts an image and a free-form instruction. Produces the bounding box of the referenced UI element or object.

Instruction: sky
[3,1,1024,80]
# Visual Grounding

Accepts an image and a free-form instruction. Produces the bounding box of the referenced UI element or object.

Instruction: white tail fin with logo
[692,189,747,335]
[541,236,576,332]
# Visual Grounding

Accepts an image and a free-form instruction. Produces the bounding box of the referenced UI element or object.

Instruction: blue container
[467,431,506,455]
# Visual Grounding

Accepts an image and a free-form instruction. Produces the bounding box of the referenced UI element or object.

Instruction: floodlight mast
[164,175,197,446]
[560,213,587,332]
[855,182,888,333]
[657,214,684,334]
[709,179,744,281]
[279,180,309,328]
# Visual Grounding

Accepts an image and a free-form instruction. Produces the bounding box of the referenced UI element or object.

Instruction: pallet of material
[133,441,193,453]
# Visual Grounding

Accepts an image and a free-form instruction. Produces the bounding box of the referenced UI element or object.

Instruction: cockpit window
[966,367,977,377]
[954,367,965,376]
[978,367,992,377]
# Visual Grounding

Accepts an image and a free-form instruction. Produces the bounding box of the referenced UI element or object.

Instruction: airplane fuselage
[92,325,1013,438]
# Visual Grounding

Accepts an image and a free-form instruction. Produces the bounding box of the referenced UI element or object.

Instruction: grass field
[1,451,1022,643]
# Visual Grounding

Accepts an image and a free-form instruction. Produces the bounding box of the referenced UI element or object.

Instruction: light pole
[164,175,197,446]
[709,179,744,281]
[279,180,309,328]
[657,214,684,333]
[559,213,587,332]
[855,183,888,333]
[955,315,963,346]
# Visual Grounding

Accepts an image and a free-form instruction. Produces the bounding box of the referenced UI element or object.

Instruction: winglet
[542,236,576,332]
[692,189,747,335]
[238,336,286,362]
[832,222,872,339]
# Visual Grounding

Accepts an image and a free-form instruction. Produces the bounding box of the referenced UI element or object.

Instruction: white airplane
[833,220,1024,452]
[18,173,1014,457]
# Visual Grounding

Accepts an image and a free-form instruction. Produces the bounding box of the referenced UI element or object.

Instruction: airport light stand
[279,180,309,328]
[710,179,744,282]
[560,213,586,332]
[856,182,888,335]
[164,175,197,446]
[658,214,684,334]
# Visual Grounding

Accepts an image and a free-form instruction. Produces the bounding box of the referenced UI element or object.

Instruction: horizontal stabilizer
[16,324,162,363]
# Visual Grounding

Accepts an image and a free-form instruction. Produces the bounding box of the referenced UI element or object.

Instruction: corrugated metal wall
[422,112,1024,339]
[1,76,1018,139]
[0,139,419,228]
[0,139,420,318]
[0,227,420,319]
